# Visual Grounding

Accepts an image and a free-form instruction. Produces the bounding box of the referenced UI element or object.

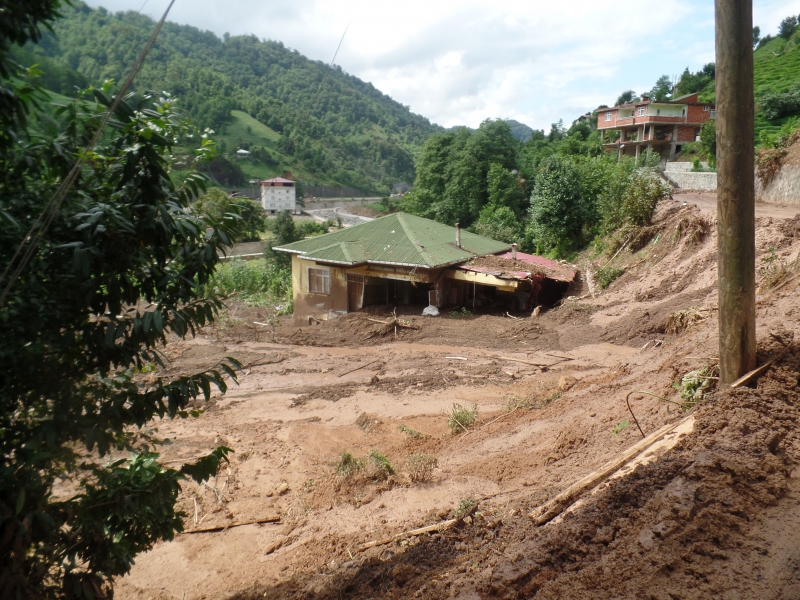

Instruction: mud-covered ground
[116,198,800,600]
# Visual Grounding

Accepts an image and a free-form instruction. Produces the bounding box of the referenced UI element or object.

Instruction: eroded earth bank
[117,196,800,599]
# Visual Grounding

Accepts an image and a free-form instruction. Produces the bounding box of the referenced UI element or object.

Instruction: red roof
[261,177,295,184]
[457,251,577,284]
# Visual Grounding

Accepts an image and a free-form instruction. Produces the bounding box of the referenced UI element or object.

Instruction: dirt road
[677,190,800,219]
[117,199,800,600]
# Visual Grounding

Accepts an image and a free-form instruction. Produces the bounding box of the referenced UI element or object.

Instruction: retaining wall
[663,171,717,191]
[756,165,800,204]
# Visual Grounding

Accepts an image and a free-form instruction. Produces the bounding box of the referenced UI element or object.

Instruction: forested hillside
[14,1,442,193]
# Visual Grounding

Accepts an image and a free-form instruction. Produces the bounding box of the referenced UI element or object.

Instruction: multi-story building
[596,92,715,161]
[261,177,297,214]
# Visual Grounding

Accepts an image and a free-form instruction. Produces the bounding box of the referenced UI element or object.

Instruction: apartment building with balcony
[596,92,715,161]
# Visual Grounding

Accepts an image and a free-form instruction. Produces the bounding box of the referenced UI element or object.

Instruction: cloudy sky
[84,0,795,130]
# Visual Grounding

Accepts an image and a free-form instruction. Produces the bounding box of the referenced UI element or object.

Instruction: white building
[260,177,297,214]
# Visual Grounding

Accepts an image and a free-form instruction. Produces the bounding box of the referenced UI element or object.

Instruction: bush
[202,259,292,307]
[595,266,625,289]
[367,450,395,480]
[406,454,438,482]
[336,452,365,477]
[621,169,671,226]
[760,84,800,121]
[448,403,478,433]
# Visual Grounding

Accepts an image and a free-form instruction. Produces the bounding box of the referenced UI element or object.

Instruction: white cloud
[83,0,798,130]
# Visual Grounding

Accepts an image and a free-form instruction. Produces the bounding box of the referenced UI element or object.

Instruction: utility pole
[716,0,756,385]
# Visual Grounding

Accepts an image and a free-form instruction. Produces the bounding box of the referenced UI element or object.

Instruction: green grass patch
[448,403,478,433]
[595,266,625,289]
[202,258,291,310]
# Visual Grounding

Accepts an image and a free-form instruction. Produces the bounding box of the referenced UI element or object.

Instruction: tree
[615,90,637,106]
[485,163,524,215]
[778,15,798,39]
[753,26,761,47]
[473,205,523,244]
[1,7,242,598]
[649,75,673,101]
[266,210,298,268]
[194,188,268,242]
[524,155,587,255]
[699,119,717,167]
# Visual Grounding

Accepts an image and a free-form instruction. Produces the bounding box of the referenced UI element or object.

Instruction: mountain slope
[17,2,442,193]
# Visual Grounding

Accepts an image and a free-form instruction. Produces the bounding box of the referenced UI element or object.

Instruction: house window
[605,112,612,122]
[638,107,645,116]
[703,105,710,111]
[710,109,716,118]
[308,268,330,294]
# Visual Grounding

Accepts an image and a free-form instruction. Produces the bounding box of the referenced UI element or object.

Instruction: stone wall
[756,165,800,204]
[663,171,717,191]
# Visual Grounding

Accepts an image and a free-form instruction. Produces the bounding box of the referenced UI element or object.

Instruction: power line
[283,21,350,156]
[0,0,177,306]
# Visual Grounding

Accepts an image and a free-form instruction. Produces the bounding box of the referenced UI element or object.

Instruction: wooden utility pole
[716,0,757,385]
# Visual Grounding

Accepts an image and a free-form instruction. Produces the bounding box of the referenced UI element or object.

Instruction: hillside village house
[597,93,715,162]
[273,213,576,325]
[261,177,297,214]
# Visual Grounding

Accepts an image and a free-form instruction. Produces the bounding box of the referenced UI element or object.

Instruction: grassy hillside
[16,1,442,193]
[752,31,800,140]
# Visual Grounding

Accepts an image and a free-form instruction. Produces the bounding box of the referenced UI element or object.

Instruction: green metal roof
[274,213,510,268]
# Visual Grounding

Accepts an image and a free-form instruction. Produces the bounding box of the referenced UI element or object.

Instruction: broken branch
[183,516,281,534]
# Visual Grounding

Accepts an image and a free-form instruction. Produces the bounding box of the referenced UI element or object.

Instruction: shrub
[399,424,428,439]
[336,452,365,477]
[406,454,438,482]
[760,84,800,121]
[448,403,478,433]
[367,450,395,480]
[454,497,477,519]
[595,266,625,289]
[202,259,291,307]
[620,169,671,226]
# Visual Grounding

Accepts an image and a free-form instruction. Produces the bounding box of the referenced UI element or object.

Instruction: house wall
[291,255,348,324]
[687,104,712,123]
[677,125,699,142]
[261,183,296,213]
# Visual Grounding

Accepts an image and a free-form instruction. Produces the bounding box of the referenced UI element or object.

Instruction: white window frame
[710,109,716,118]
[638,107,646,117]
[308,267,330,295]
[703,105,710,111]
[605,112,612,122]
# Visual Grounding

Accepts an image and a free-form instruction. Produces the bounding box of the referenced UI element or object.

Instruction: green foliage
[758,116,800,149]
[295,219,331,238]
[649,75,673,101]
[454,497,477,519]
[402,120,519,225]
[1,34,242,600]
[525,155,589,255]
[672,364,719,410]
[674,64,715,97]
[615,90,637,106]
[448,403,478,433]
[448,307,473,319]
[367,450,395,480]
[758,246,791,290]
[595,266,625,289]
[194,188,267,242]
[336,452,365,477]
[779,15,798,39]
[611,420,629,435]
[754,25,761,48]
[16,2,442,194]
[398,424,428,439]
[202,259,292,307]
[760,83,800,121]
[265,211,298,268]
[473,205,524,244]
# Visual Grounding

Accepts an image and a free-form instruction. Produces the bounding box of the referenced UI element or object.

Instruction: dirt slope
[116,199,800,600]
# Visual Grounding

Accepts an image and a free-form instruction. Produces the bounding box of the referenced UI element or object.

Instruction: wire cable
[0,0,177,306]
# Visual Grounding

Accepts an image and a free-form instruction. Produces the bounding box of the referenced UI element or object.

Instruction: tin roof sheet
[274,213,510,268]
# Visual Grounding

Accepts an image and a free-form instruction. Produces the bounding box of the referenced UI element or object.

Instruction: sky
[84,0,797,130]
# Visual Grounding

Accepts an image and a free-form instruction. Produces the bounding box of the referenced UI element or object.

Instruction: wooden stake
[716,0,757,385]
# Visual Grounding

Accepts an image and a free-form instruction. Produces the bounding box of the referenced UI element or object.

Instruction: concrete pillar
[635,144,641,161]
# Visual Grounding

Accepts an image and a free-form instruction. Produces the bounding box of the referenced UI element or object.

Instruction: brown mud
[116,198,800,600]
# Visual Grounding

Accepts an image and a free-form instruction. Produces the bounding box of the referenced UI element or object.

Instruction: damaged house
[273,213,577,324]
